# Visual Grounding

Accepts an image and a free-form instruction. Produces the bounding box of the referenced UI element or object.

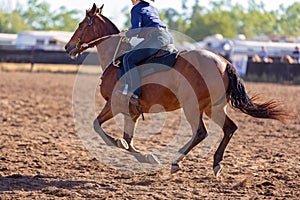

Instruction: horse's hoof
[128,145,140,153]
[213,164,223,177]
[116,138,129,150]
[145,154,160,164]
[132,153,147,163]
[170,163,181,174]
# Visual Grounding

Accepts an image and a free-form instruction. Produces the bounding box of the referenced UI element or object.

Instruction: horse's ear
[91,3,97,14]
[86,3,97,17]
[99,4,104,13]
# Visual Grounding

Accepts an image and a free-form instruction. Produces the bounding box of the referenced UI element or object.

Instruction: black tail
[225,64,289,123]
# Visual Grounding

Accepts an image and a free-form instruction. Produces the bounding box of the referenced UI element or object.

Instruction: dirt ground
[0,70,299,199]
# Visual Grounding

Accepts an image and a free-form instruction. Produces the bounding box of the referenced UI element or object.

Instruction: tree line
[159,0,300,41]
[0,0,80,32]
[0,0,299,41]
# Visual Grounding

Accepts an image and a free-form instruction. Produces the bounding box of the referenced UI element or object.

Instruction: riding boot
[129,94,144,119]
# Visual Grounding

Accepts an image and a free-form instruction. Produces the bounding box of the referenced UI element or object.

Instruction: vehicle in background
[15,31,73,51]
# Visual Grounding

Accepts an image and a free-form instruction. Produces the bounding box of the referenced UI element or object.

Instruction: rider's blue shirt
[126,1,166,37]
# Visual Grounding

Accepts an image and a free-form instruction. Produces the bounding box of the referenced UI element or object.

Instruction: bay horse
[65,3,288,176]
[252,54,273,63]
[281,55,297,64]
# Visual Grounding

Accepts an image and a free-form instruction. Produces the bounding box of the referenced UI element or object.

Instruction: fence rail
[0,49,99,66]
[246,62,300,83]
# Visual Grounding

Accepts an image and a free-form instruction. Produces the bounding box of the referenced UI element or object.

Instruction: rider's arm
[125,8,142,38]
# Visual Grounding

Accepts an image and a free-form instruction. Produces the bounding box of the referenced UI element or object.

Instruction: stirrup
[129,95,145,120]
[129,94,140,106]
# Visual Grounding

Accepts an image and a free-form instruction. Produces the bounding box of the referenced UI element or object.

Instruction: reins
[76,33,126,71]
[101,36,126,76]
[112,36,124,67]
[76,33,120,50]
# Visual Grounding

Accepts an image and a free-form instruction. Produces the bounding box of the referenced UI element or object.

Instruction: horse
[252,54,273,63]
[65,3,289,176]
[281,55,297,64]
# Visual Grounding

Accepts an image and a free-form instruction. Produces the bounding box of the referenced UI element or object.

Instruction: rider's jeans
[122,29,173,97]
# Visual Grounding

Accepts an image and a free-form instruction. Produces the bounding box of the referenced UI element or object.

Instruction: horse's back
[177,49,228,75]
[177,49,230,86]
[175,49,229,103]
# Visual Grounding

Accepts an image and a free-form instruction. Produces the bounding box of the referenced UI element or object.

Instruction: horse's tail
[225,64,289,123]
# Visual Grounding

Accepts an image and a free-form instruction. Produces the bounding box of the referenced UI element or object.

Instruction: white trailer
[15,31,73,51]
[231,40,300,58]
[0,33,17,45]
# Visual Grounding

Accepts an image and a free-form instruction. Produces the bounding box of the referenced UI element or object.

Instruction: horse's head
[65,3,119,59]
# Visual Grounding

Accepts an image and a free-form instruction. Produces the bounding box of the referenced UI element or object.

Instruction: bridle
[75,14,119,51]
[75,34,119,51]
[74,14,130,67]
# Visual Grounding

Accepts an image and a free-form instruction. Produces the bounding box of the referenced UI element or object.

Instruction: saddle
[113,45,181,119]
[117,46,180,80]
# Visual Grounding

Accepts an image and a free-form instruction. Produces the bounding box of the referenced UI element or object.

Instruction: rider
[258,46,269,63]
[292,46,300,63]
[119,0,173,106]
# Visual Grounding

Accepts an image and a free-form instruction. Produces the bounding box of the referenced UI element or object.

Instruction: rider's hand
[119,30,126,37]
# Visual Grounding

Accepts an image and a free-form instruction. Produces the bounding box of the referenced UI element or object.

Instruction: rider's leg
[122,48,158,97]
[122,30,170,98]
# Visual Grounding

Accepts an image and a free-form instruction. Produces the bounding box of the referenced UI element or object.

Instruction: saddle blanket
[117,49,179,80]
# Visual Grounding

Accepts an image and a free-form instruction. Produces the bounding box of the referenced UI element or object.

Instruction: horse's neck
[96,37,132,69]
[96,37,121,69]
[93,15,123,69]
[96,45,113,69]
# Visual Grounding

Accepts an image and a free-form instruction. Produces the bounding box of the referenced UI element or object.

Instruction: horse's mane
[99,14,120,34]
[96,14,126,77]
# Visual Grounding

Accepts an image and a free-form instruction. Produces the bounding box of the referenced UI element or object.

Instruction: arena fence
[0,49,99,66]
[246,62,300,83]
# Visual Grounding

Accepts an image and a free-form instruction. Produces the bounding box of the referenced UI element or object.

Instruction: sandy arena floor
[0,70,299,199]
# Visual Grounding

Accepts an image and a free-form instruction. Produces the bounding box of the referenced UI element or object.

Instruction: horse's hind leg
[93,101,129,149]
[206,106,238,177]
[171,108,208,174]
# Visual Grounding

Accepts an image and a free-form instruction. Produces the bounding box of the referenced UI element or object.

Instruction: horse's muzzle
[65,44,73,54]
[65,44,79,59]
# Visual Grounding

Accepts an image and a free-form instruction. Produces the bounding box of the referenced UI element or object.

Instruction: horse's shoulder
[101,63,118,78]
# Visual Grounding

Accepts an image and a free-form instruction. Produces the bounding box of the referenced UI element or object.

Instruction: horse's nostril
[65,45,68,50]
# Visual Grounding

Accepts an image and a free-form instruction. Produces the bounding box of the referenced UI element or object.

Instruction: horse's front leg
[123,114,160,164]
[93,101,129,149]
[123,114,140,153]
